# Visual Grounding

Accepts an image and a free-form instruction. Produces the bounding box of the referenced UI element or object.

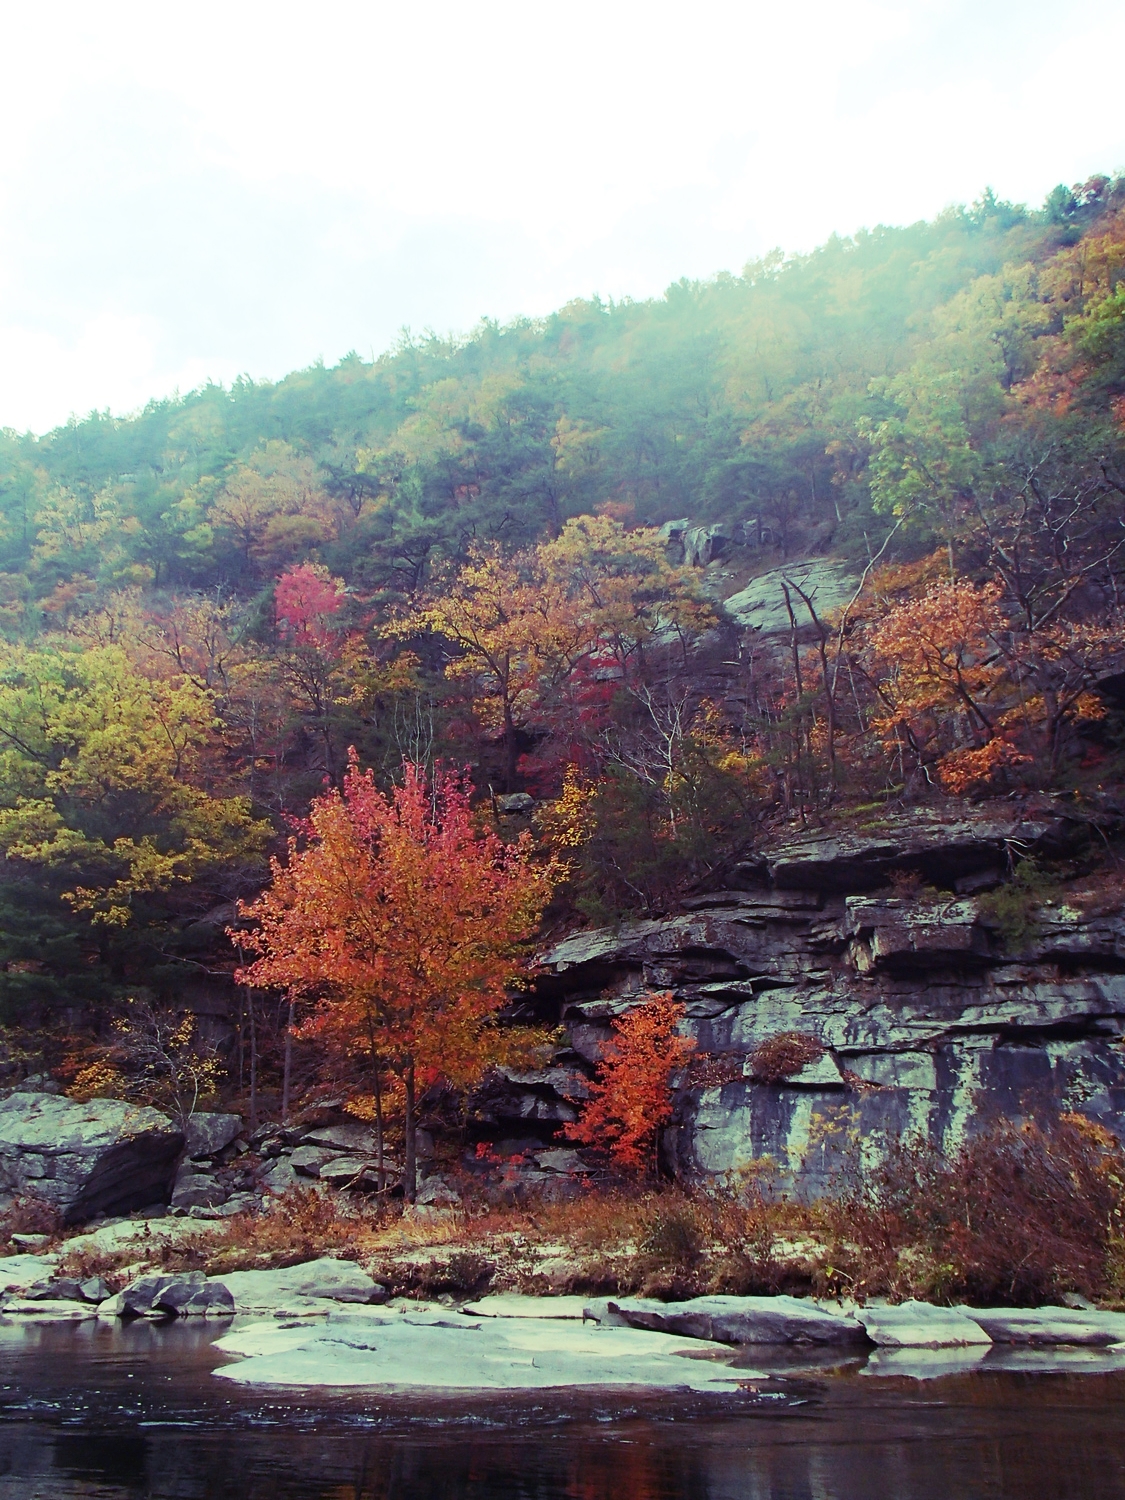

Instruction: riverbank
[10,1225,1125,1391]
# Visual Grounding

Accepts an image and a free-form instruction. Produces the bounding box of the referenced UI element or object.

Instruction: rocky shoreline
[8,1240,1125,1389]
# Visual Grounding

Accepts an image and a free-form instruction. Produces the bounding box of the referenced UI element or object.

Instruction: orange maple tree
[566,993,695,1176]
[233,750,560,1198]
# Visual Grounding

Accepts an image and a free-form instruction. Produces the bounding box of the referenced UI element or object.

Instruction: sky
[1,0,1123,435]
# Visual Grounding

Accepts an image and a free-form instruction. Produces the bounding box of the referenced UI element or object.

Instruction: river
[3,1319,1125,1498]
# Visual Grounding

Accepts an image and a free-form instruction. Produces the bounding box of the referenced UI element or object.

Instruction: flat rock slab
[0,1254,60,1291]
[0,1298,98,1321]
[464,1295,591,1320]
[859,1302,991,1348]
[212,1315,743,1391]
[300,1125,378,1154]
[211,1257,382,1310]
[63,1216,227,1254]
[967,1307,1125,1346]
[603,1294,868,1346]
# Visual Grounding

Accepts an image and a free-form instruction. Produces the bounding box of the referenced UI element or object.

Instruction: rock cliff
[531,804,1125,1193]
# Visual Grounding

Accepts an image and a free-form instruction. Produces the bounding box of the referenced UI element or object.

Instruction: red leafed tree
[274,562,345,648]
[566,993,695,1176]
[233,751,560,1199]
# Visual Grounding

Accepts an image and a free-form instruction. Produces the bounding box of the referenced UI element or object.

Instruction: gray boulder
[110,1271,233,1318]
[156,1280,235,1317]
[495,792,534,815]
[0,1093,184,1224]
[25,1275,109,1303]
[171,1172,229,1210]
[682,525,731,568]
[118,1271,205,1316]
[600,1294,868,1345]
[183,1113,243,1159]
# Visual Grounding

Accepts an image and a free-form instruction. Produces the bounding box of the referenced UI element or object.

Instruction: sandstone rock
[301,1123,379,1154]
[259,1160,301,1195]
[211,1257,383,1310]
[603,1294,868,1345]
[0,1093,184,1224]
[534,1147,590,1174]
[468,1294,591,1319]
[764,809,1062,893]
[318,1156,373,1187]
[415,1175,460,1208]
[289,1145,336,1177]
[858,1302,991,1348]
[968,1307,1125,1346]
[843,897,989,971]
[182,1112,243,1159]
[535,804,1125,1195]
[0,1254,58,1291]
[8,1232,51,1251]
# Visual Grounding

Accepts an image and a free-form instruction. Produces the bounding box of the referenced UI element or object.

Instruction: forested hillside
[1,172,1123,1038]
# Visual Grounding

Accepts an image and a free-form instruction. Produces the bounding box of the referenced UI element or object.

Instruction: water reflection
[3,1320,1125,1499]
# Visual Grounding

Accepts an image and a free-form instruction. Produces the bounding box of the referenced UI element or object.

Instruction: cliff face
[534,805,1125,1194]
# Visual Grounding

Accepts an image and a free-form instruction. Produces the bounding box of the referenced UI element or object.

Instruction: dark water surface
[3,1320,1125,1499]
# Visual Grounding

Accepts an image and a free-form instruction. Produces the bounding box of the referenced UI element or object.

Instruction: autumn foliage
[566,994,695,1175]
[234,752,561,1197]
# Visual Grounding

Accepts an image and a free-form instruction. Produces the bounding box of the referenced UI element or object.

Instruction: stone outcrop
[0,1093,184,1223]
[722,559,861,633]
[533,804,1125,1193]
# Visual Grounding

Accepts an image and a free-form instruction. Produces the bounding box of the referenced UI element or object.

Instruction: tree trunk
[248,991,258,1132]
[403,1063,417,1203]
[373,1063,385,1191]
[503,699,517,792]
[281,994,295,1124]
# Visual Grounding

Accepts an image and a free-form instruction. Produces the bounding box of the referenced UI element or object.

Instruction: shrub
[977,861,1062,950]
[815,1118,1124,1305]
[387,1250,495,1300]
[566,994,695,1175]
[749,1032,825,1083]
[201,1188,375,1273]
[0,1192,62,1244]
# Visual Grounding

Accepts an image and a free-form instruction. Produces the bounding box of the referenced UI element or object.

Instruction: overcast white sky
[1,0,1123,435]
